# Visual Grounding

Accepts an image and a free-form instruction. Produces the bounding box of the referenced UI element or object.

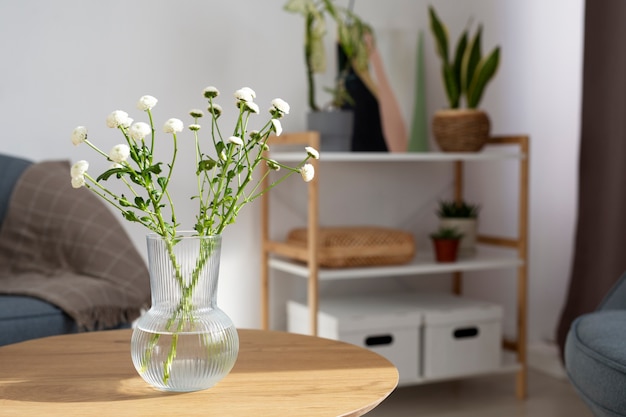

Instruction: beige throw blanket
[0,160,150,330]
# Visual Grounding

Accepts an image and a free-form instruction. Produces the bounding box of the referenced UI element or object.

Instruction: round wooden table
[0,329,398,416]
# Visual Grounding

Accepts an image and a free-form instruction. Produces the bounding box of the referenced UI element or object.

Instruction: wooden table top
[0,328,398,417]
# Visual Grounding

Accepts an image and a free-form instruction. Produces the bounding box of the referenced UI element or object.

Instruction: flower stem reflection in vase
[131,233,238,392]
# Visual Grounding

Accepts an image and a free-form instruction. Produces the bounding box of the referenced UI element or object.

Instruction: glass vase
[131,233,239,392]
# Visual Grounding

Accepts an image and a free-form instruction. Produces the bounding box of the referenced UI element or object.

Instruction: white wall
[0,1,583,347]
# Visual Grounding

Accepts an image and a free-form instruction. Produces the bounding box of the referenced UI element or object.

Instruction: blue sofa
[565,271,626,417]
[0,154,149,346]
[0,155,68,345]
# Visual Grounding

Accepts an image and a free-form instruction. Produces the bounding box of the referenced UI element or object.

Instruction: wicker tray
[286,226,416,268]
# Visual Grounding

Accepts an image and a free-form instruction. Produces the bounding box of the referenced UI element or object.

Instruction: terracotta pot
[432,109,490,152]
[431,238,461,263]
[439,218,477,254]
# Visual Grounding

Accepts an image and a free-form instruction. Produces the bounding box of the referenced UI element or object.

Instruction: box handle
[365,335,394,346]
[453,327,479,339]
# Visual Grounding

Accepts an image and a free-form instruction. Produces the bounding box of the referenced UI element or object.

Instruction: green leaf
[452,31,468,105]
[96,167,128,182]
[467,47,500,108]
[157,177,167,189]
[197,158,217,174]
[119,196,131,207]
[428,6,449,65]
[443,64,460,108]
[144,163,162,176]
[462,26,483,96]
[123,211,139,222]
[134,196,147,209]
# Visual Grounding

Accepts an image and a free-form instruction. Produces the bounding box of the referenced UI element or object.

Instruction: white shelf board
[269,248,523,280]
[269,150,525,163]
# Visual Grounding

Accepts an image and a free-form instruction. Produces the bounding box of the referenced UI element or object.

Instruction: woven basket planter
[432,109,490,152]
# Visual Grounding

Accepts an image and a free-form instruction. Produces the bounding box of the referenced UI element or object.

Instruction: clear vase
[131,233,239,392]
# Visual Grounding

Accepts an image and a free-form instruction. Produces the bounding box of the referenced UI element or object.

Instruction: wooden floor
[367,370,593,417]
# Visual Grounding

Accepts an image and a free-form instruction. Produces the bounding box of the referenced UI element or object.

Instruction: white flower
[109,144,130,163]
[244,101,260,114]
[71,126,88,146]
[71,175,86,189]
[203,86,220,99]
[129,122,151,141]
[137,95,158,111]
[70,160,89,178]
[189,124,201,131]
[163,118,184,134]
[220,150,227,161]
[234,87,256,103]
[300,163,315,182]
[189,109,204,118]
[270,98,290,118]
[208,104,222,117]
[106,110,133,128]
[271,119,282,136]
[305,146,320,159]
[228,136,244,146]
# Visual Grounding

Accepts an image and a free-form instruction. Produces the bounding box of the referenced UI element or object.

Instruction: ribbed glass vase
[131,233,239,392]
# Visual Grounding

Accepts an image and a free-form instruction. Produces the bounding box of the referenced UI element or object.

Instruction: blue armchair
[565,271,626,417]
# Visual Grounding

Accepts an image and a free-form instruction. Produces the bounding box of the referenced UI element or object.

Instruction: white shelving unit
[260,133,529,399]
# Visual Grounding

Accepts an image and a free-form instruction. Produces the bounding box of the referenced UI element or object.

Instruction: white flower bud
[203,86,220,99]
[71,126,88,146]
[300,163,315,182]
[271,119,282,136]
[137,95,158,111]
[305,146,319,159]
[109,144,130,163]
[234,87,255,103]
[106,110,132,128]
[228,136,244,146]
[70,160,89,178]
[271,98,290,116]
[163,118,184,134]
[71,175,86,189]
[129,122,151,141]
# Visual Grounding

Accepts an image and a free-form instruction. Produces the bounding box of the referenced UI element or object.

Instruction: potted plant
[428,6,500,152]
[284,0,373,151]
[430,226,464,263]
[436,199,480,254]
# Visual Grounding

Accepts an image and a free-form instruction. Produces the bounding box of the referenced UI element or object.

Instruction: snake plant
[428,6,500,109]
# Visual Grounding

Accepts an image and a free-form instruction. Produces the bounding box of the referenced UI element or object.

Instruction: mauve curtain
[556,0,626,355]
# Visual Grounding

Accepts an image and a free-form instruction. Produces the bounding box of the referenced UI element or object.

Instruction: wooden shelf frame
[260,133,529,399]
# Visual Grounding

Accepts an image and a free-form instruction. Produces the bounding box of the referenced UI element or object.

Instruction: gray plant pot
[307,110,354,152]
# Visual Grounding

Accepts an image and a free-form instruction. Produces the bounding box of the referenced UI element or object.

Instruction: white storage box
[408,293,503,380]
[287,295,422,384]
[288,292,503,384]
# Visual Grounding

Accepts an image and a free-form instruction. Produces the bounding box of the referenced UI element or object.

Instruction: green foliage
[436,199,480,218]
[428,6,500,109]
[430,226,464,240]
[71,88,317,240]
[284,0,373,111]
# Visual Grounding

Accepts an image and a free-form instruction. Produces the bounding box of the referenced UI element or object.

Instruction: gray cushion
[0,154,32,225]
[565,310,626,416]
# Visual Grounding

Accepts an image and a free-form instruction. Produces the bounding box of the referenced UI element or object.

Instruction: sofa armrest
[598,270,626,311]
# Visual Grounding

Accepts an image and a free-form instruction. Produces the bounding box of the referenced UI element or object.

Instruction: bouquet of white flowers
[70,86,319,391]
